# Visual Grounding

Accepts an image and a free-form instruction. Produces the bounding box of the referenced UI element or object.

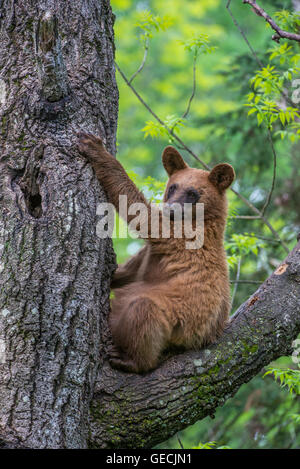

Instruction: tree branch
[88,239,300,448]
[129,37,149,84]
[261,129,277,216]
[231,256,242,306]
[243,0,300,43]
[226,0,264,68]
[180,53,197,121]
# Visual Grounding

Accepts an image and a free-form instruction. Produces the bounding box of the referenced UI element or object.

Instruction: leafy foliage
[135,10,173,38]
[193,441,231,449]
[180,34,217,57]
[142,115,185,140]
[245,12,300,134]
[264,366,300,395]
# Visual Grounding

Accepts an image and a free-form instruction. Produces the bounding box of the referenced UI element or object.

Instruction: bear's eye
[185,188,200,203]
[167,184,177,198]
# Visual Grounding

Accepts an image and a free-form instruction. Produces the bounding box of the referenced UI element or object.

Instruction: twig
[170,52,198,134]
[129,37,150,84]
[176,433,184,449]
[232,215,262,219]
[261,128,277,216]
[240,233,281,244]
[230,187,264,218]
[243,0,300,43]
[259,215,288,252]
[182,53,197,120]
[231,257,241,306]
[230,280,262,284]
[226,0,264,68]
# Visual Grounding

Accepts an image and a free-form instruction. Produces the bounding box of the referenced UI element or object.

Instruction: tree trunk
[0,0,117,448]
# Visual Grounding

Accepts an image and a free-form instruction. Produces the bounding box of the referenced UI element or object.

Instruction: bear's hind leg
[109,296,170,373]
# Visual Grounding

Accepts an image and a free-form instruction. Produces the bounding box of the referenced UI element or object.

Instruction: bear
[77,131,235,373]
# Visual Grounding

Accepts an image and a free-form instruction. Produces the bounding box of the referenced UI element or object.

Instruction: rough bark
[89,240,300,448]
[0,0,118,448]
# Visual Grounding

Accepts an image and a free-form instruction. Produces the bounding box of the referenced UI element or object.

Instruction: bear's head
[162,146,235,221]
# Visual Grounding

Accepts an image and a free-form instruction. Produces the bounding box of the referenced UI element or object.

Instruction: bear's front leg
[77,131,111,165]
[77,132,150,224]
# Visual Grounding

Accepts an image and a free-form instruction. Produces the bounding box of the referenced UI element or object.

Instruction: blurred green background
[110,0,300,449]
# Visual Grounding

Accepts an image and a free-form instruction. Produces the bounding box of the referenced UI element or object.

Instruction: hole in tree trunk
[13,168,44,219]
[27,192,42,218]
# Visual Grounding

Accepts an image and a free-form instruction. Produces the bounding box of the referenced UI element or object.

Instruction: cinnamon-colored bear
[78,132,235,373]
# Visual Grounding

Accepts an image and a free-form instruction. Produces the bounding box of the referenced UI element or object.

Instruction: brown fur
[77,132,235,373]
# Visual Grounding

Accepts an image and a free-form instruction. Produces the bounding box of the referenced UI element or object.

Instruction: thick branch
[244,0,300,43]
[89,240,300,449]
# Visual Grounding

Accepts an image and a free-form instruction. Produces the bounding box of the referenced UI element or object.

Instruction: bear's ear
[162,146,189,176]
[208,163,235,191]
